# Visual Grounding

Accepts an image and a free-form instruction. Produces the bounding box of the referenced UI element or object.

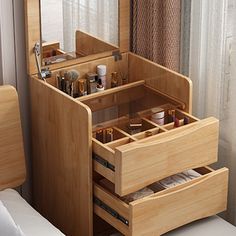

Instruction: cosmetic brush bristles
[64,70,80,83]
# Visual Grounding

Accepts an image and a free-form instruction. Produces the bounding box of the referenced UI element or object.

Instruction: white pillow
[0,200,25,236]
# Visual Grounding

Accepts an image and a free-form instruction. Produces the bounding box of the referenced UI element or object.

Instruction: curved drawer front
[93,117,219,196]
[94,167,229,236]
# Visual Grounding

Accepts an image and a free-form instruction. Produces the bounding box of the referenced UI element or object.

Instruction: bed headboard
[0,86,26,190]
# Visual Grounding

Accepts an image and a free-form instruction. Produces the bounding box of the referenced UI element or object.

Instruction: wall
[0,0,31,202]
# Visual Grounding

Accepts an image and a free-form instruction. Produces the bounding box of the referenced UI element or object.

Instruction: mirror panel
[41,0,119,65]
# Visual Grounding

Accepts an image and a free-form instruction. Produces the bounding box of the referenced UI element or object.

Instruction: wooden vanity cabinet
[25,1,228,236]
[28,52,228,236]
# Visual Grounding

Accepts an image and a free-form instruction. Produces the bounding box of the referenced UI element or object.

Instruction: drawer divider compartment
[114,117,219,196]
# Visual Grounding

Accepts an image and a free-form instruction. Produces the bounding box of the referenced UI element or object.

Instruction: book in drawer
[94,167,228,236]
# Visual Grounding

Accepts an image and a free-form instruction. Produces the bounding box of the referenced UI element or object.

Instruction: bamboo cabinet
[25,1,228,235]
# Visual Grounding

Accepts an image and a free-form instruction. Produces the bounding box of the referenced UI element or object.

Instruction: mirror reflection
[40,0,119,65]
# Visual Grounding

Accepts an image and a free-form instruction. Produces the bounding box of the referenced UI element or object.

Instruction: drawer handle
[94,197,129,226]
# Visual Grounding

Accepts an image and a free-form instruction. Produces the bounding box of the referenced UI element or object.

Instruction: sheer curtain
[189,0,236,224]
[63,0,118,52]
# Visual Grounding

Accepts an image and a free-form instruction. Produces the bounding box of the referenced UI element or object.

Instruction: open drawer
[85,83,220,196]
[94,167,228,236]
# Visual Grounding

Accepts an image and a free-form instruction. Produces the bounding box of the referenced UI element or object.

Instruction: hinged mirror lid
[24,0,130,76]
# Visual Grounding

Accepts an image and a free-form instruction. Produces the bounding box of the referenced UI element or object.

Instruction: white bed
[164,216,236,236]
[0,189,65,236]
[0,86,64,236]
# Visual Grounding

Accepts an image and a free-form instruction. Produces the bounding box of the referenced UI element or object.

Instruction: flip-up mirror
[40,0,119,66]
[25,0,130,75]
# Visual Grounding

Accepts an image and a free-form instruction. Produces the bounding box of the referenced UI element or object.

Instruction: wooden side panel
[76,30,118,56]
[30,78,92,236]
[92,139,115,165]
[115,117,219,196]
[93,161,115,183]
[120,0,130,53]
[24,0,40,75]
[128,53,192,113]
[130,168,229,236]
[0,86,26,190]
[94,184,129,236]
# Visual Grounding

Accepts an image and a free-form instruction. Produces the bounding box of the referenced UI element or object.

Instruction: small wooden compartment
[94,167,229,236]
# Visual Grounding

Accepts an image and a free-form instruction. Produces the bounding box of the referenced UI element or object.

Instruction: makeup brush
[64,69,80,83]
[64,70,80,97]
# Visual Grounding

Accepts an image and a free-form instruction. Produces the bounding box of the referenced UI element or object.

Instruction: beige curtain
[132,0,181,72]
[190,0,236,224]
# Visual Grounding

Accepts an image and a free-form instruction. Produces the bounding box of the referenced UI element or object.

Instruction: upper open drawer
[80,82,219,196]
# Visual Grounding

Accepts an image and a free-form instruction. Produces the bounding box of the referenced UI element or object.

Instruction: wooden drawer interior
[94,166,228,236]
[80,82,219,196]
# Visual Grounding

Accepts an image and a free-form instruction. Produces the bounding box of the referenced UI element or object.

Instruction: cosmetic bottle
[184,117,190,125]
[96,129,104,143]
[168,109,176,123]
[111,72,118,88]
[56,74,62,90]
[105,128,114,143]
[96,79,105,92]
[97,65,107,89]
[174,118,180,128]
[151,108,165,125]
[78,79,88,97]
[128,118,142,135]
[86,73,98,94]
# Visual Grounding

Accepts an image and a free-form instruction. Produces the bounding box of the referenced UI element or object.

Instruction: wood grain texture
[120,0,130,53]
[24,0,41,75]
[24,0,130,75]
[0,86,26,190]
[94,183,129,235]
[42,41,65,58]
[130,167,229,235]
[115,117,219,196]
[93,160,115,183]
[128,53,193,113]
[93,139,115,166]
[76,30,118,56]
[30,77,93,236]
[94,167,228,236]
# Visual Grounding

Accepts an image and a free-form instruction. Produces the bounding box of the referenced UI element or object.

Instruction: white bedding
[164,216,236,236]
[0,189,65,236]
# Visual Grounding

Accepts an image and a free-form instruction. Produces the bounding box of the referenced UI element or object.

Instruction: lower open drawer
[94,167,228,236]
